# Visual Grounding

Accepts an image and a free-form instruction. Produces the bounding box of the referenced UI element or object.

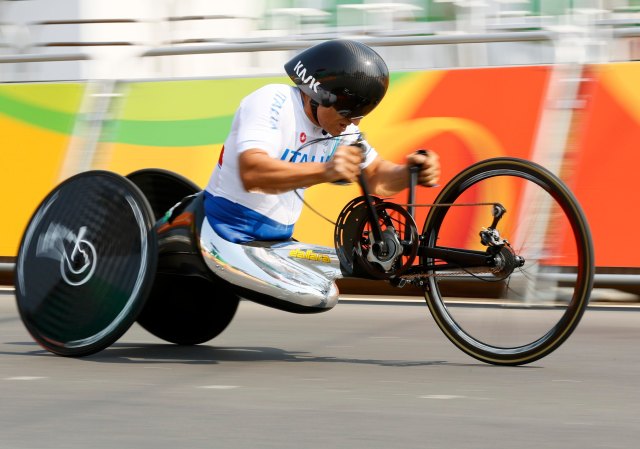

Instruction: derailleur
[479,204,508,247]
[478,203,525,277]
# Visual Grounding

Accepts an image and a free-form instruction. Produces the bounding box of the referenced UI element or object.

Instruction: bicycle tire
[421,158,594,366]
[126,170,240,345]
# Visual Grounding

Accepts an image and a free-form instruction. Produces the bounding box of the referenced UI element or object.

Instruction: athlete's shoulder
[237,85,298,132]
[243,84,296,104]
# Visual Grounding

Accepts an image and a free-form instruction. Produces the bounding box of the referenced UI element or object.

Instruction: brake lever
[407,149,429,221]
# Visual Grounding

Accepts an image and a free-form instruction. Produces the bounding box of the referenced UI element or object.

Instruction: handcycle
[14,147,594,366]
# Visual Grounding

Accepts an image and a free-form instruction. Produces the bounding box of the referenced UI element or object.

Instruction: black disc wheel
[15,171,157,357]
[125,169,238,345]
[136,273,239,345]
[126,168,200,220]
[421,158,594,366]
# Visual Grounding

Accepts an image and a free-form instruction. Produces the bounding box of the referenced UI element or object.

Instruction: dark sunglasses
[331,91,378,119]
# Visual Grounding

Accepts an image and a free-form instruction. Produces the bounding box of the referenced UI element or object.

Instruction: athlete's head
[284,39,389,130]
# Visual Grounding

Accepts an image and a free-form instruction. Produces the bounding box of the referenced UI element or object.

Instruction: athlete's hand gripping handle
[330,137,366,185]
[407,149,429,220]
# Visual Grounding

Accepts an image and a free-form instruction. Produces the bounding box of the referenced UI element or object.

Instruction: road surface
[1,292,639,449]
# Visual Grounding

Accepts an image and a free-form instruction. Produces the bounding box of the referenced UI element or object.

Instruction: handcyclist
[204,39,440,243]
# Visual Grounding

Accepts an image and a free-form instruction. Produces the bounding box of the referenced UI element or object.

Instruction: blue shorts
[204,191,294,243]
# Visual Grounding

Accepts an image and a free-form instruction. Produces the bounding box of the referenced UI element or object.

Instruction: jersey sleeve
[235,85,291,157]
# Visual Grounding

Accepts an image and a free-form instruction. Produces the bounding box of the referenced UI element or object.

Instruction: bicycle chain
[398,268,495,284]
[397,202,501,208]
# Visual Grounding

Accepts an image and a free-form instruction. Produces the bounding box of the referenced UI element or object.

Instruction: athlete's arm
[363,151,440,197]
[239,146,363,194]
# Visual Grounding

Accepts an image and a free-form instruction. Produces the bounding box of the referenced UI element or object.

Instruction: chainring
[334,197,419,279]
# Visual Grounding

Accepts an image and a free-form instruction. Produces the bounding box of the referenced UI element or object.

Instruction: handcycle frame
[14,154,594,365]
[152,159,515,314]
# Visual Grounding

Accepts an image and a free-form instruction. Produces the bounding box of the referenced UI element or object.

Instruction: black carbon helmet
[284,39,389,118]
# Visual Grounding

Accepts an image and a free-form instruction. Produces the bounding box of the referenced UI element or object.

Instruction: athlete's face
[317,106,362,136]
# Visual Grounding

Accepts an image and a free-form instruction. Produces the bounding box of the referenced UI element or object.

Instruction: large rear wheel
[15,171,157,356]
[127,169,240,345]
[137,273,239,345]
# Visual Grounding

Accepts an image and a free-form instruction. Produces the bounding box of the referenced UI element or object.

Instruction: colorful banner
[1,64,638,269]
[0,83,85,256]
[564,62,640,268]
[303,66,550,252]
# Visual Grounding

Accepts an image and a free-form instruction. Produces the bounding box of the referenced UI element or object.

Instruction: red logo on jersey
[217,146,225,167]
[300,132,307,143]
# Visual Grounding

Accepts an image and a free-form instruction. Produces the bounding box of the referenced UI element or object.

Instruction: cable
[294,189,337,226]
[288,132,362,226]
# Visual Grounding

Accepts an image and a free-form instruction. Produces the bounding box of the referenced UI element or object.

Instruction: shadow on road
[1,340,513,368]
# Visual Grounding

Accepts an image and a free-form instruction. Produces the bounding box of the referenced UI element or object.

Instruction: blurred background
[1,0,640,79]
[1,0,639,299]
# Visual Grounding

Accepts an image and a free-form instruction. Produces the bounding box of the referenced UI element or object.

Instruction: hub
[490,246,525,278]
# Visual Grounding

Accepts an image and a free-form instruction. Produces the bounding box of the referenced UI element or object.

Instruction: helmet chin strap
[310,99,321,126]
[311,99,329,135]
[302,91,328,134]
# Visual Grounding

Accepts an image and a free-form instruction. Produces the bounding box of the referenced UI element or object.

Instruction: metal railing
[0,25,638,65]
[141,30,557,57]
[0,51,89,63]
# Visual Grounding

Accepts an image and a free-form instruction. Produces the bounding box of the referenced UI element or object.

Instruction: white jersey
[205,84,378,226]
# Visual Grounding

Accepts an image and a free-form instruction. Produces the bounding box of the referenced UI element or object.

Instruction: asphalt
[1,291,639,449]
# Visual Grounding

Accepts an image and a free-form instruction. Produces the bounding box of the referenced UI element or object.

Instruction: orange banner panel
[566,63,640,268]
